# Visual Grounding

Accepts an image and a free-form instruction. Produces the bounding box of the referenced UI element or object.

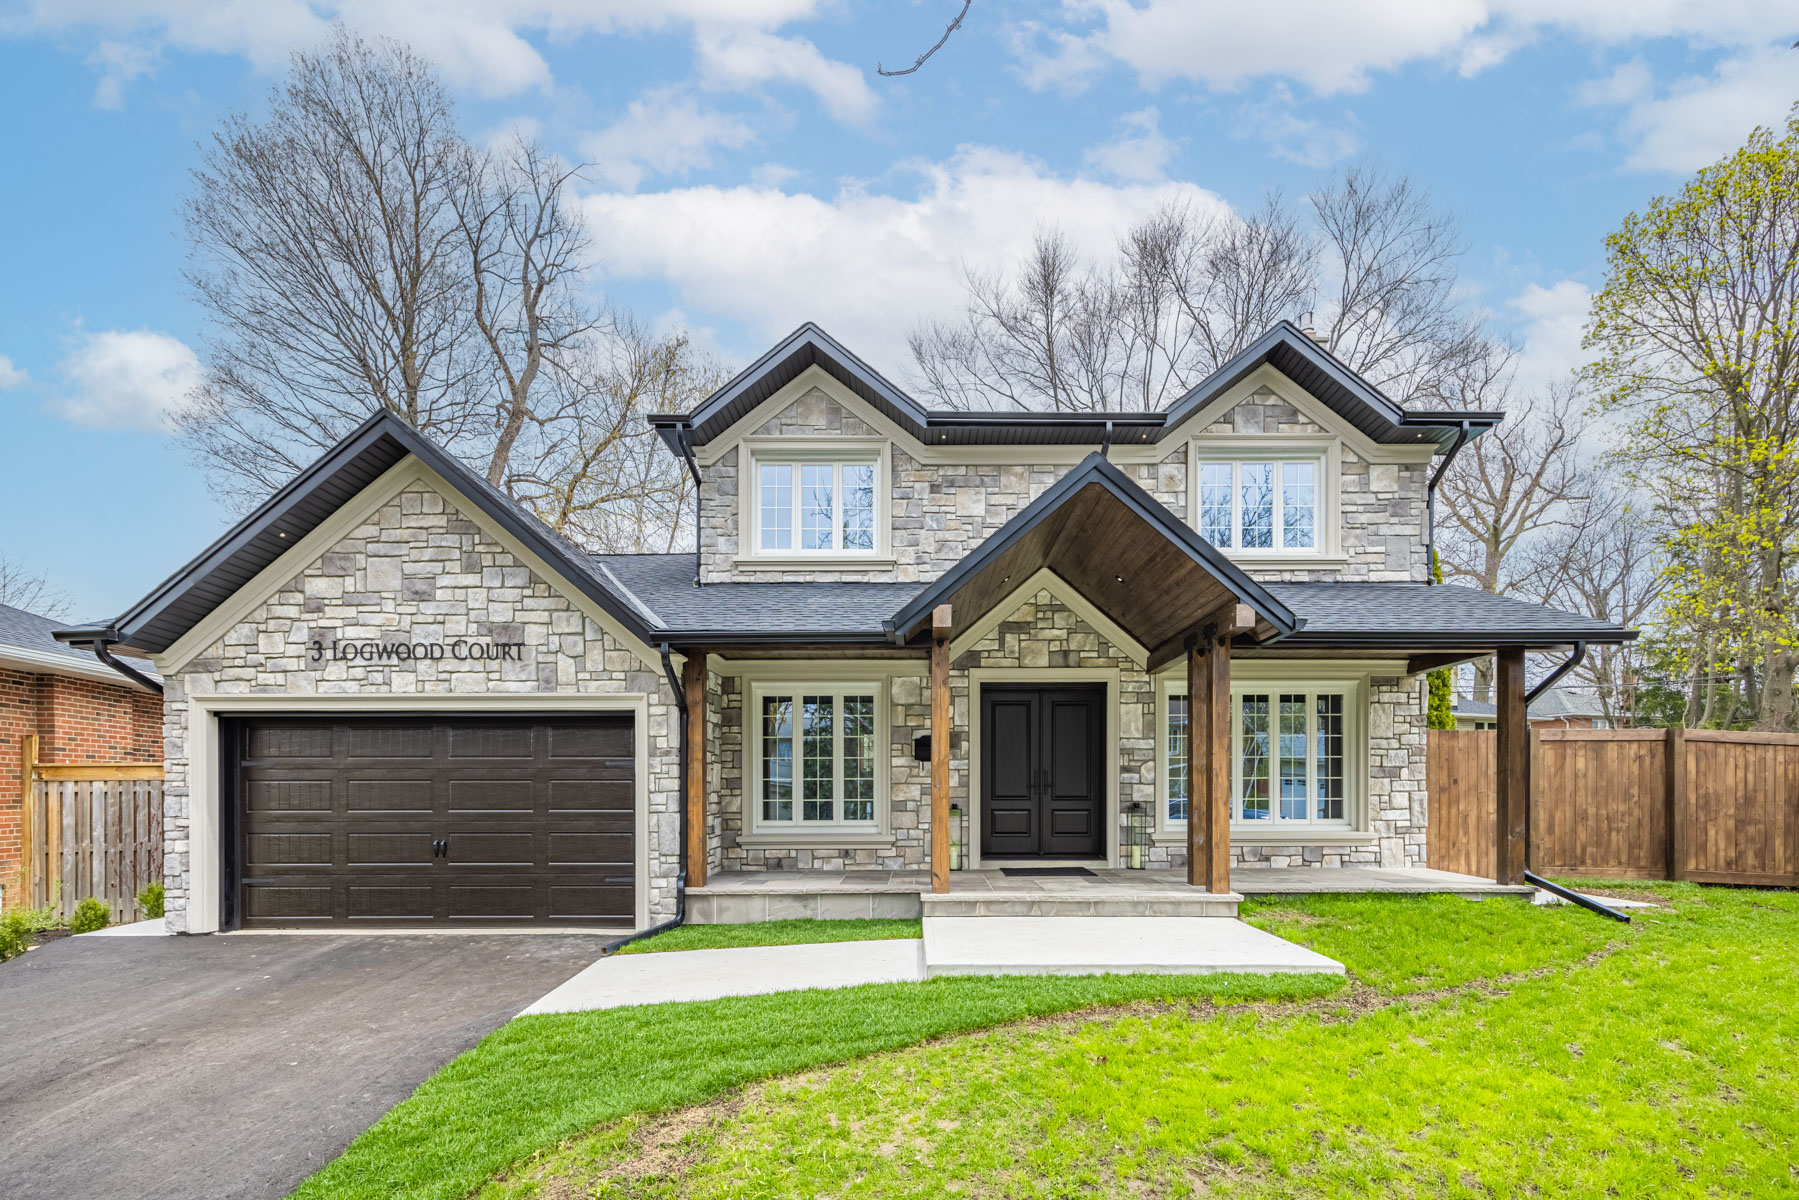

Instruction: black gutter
[1280,630,1634,649]
[52,627,163,694]
[1424,420,1472,584]
[1526,641,1587,704]
[608,644,690,953]
[1524,870,1631,923]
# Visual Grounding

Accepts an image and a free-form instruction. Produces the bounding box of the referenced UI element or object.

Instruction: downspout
[1424,421,1472,584]
[1100,419,1115,459]
[57,629,163,694]
[607,643,690,952]
[678,426,704,589]
[1516,639,1627,921]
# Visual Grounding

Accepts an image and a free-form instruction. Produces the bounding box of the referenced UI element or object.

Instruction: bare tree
[176,26,719,550]
[878,0,972,76]
[1527,488,1666,724]
[1434,381,1593,700]
[0,555,70,618]
[178,26,479,509]
[911,167,1501,413]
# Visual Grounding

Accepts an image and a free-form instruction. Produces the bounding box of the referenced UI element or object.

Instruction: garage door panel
[238,715,636,928]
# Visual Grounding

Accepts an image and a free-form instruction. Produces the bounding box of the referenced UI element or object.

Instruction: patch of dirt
[1571,886,1670,905]
[30,929,73,948]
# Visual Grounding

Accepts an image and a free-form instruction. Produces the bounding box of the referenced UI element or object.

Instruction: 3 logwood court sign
[308,637,529,665]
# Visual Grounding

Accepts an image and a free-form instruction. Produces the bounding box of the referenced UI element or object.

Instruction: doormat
[999,867,1097,877]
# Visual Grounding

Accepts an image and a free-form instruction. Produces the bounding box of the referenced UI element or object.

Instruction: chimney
[1298,311,1329,349]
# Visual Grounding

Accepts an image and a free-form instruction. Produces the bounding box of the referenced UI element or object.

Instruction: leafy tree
[1427,551,1456,729]
[1586,104,1799,730]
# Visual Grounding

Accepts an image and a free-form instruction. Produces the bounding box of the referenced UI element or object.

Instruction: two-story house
[67,322,1631,933]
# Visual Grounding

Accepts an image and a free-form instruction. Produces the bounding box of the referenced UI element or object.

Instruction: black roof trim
[109,411,659,655]
[653,320,1500,453]
[886,452,1299,642]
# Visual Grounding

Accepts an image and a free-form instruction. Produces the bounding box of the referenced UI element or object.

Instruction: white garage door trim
[185,692,652,933]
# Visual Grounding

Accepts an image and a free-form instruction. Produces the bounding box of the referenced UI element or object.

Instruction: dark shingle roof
[0,603,93,661]
[584,559,1631,648]
[593,554,922,636]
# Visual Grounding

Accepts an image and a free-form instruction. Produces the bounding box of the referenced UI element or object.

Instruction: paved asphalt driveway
[0,930,618,1200]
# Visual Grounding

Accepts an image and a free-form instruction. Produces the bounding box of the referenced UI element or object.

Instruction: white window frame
[747,678,888,836]
[1190,437,1340,562]
[1158,668,1368,837]
[742,438,890,564]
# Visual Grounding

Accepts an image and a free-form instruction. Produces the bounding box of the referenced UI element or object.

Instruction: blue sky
[1,1,1795,620]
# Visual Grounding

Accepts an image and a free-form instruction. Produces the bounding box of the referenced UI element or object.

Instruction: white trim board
[0,645,157,690]
[179,691,655,934]
[154,456,666,677]
[1171,363,1439,465]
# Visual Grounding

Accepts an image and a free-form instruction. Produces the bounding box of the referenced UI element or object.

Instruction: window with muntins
[1194,459,1319,552]
[755,459,877,555]
[757,686,880,829]
[1166,687,1351,827]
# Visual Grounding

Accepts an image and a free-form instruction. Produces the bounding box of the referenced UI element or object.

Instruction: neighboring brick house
[1,603,161,907]
[84,321,1633,934]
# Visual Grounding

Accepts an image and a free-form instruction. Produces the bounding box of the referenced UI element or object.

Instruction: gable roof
[100,411,662,656]
[886,453,1300,662]
[650,320,1500,455]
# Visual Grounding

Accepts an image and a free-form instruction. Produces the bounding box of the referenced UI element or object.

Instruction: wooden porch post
[930,604,953,895]
[1494,646,1529,885]
[1186,626,1232,893]
[682,655,708,889]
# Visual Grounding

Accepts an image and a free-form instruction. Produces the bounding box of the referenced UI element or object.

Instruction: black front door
[980,685,1104,858]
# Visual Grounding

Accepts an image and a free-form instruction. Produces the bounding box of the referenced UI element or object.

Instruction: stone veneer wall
[159,480,682,931]
[706,596,1430,874]
[698,386,1426,585]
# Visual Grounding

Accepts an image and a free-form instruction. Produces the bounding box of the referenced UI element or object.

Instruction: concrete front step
[922,916,1343,977]
[686,888,922,924]
[920,889,1241,918]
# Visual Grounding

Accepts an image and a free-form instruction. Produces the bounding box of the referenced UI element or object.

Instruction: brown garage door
[233,715,635,928]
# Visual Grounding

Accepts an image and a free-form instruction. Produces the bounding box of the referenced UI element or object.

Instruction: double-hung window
[1195,459,1320,552]
[755,458,878,555]
[1165,685,1354,829]
[755,684,882,831]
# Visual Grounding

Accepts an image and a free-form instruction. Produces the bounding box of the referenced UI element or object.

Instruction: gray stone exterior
[158,480,682,932]
[700,386,1426,586]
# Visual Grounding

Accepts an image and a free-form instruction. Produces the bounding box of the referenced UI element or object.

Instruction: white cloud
[12,1,830,102]
[0,356,29,390]
[583,89,758,191]
[579,146,1231,371]
[1230,88,1360,167]
[84,39,161,108]
[1082,107,1177,182]
[1509,279,1592,393]
[1612,47,1798,173]
[1014,0,1797,95]
[53,329,201,432]
[694,29,877,126]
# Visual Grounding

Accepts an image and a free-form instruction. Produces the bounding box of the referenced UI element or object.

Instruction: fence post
[1664,726,1685,881]
[16,733,36,906]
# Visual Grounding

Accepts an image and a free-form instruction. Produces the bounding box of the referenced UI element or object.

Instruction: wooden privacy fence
[1428,727,1799,886]
[17,733,165,922]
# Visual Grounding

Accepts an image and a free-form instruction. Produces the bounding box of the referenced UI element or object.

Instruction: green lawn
[614,917,922,954]
[295,885,1799,1200]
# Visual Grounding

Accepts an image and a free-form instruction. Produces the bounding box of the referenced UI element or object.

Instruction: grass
[614,917,922,954]
[297,884,1799,1200]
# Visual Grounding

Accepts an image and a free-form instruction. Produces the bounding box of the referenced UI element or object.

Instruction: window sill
[1156,828,1372,847]
[734,556,896,571]
[1222,554,1349,568]
[737,832,895,850]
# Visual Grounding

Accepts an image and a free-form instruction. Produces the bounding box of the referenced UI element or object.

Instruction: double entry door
[980,685,1104,858]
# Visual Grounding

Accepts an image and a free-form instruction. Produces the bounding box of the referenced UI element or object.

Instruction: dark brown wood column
[930,604,953,894]
[1494,646,1529,885]
[1187,624,1232,893]
[682,654,708,889]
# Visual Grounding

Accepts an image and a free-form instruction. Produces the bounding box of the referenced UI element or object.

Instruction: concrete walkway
[524,916,1346,1014]
[923,916,1344,977]
[522,938,927,1013]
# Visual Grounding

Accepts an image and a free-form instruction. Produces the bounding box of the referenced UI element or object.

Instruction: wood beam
[1147,602,1255,673]
[1494,646,1529,885]
[930,605,953,895]
[1404,651,1484,676]
[682,656,708,889]
[1186,626,1233,892]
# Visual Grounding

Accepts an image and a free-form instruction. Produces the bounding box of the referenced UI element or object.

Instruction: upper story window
[755,458,879,555]
[1196,459,1319,552]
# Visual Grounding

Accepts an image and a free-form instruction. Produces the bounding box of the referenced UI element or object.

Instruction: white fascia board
[0,645,156,689]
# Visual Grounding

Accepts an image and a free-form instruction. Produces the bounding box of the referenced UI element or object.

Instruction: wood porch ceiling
[887,453,1298,655]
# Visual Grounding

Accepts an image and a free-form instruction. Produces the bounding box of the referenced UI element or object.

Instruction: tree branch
[878,0,971,77]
